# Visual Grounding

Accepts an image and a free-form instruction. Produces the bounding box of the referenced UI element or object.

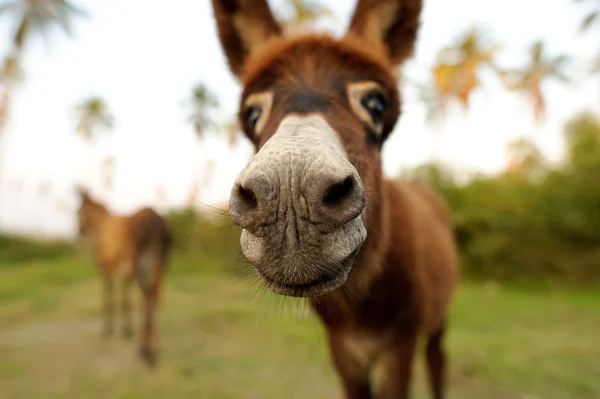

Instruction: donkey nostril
[315,172,365,227]
[322,176,355,207]
[237,185,258,209]
[229,177,272,231]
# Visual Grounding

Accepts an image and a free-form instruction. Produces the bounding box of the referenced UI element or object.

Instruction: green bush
[166,207,244,275]
[408,112,600,286]
[0,234,75,268]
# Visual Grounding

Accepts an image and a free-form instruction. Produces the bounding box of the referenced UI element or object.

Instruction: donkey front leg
[121,274,134,339]
[327,333,373,399]
[376,332,418,399]
[101,273,115,337]
[425,325,448,399]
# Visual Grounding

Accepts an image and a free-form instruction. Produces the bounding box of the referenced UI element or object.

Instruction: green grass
[0,253,599,398]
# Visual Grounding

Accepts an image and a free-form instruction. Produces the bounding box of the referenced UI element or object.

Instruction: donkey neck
[86,204,112,235]
[309,175,392,324]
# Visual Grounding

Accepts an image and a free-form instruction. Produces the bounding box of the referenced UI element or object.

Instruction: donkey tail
[136,209,172,296]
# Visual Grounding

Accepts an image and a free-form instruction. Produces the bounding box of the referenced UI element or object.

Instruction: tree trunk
[0,18,28,228]
[0,80,15,225]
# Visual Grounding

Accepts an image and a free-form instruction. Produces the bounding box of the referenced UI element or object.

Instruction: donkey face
[75,187,103,239]
[212,0,422,297]
[76,187,92,236]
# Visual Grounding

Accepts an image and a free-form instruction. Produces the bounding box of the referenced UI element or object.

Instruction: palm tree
[0,0,86,48]
[185,83,219,141]
[431,27,501,110]
[184,83,218,209]
[0,0,87,133]
[283,0,332,32]
[75,96,114,139]
[219,116,242,147]
[0,1,85,194]
[0,54,24,129]
[417,28,500,124]
[74,96,114,188]
[499,41,569,123]
[101,156,114,191]
[574,0,600,75]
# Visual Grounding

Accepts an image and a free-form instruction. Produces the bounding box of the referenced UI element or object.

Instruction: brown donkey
[211,0,459,398]
[76,187,172,366]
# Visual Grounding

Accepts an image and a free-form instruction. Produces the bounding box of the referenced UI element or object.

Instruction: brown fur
[76,187,172,367]
[211,1,459,397]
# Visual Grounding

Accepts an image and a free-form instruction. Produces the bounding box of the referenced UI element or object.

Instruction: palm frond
[5,0,87,49]
[531,41,544,64]
[581,11,599,32]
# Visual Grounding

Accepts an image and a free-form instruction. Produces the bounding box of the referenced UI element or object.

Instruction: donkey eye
[361,91,386,125]
[244,106,262,129]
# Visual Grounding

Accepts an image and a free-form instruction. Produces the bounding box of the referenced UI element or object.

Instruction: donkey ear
[211,0,283,78]
[75,185,89,201]
[345,0,423,66]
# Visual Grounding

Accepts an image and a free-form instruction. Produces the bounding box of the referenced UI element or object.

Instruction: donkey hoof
[139,347,157,368]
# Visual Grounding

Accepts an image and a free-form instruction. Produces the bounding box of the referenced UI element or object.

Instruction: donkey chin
[238,216,367,297]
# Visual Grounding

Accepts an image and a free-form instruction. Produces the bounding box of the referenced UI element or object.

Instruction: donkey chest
[340,329,395,365]
[93,222,133,267]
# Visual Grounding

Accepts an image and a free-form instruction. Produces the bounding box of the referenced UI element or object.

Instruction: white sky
[0,0,598,237]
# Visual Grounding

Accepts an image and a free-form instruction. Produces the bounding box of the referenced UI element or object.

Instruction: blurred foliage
[165,207,243,275]
[576,0,599,33]
[0,0,87,134]
[74,96,114,141]
[422,28,571,124]
[499,41,570,123]
[0,234,74,267]
[403,112,600,285]
[0,0,87,49]
[280,0,333,32]
[432,27,501,111]
[185,83,219,141]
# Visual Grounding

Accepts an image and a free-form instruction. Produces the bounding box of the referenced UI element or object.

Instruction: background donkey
[211,0,459,398]
[76,187,172,367]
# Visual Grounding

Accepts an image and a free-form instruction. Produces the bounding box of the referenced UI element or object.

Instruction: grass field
[0,252,599,399]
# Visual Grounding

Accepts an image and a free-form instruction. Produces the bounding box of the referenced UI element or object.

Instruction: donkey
[211,0,459,397]
[76,187,172,366]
